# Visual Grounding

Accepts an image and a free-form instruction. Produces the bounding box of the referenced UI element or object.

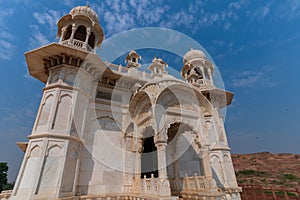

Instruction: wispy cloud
[29,25,50,49]
[87,0,255,36]
[0,8,13,27]
[0,8,15,60]
[0,40,15,60]
[63,0,74,6]
[275,0,300,19]
[212,41,245,60]
[231,68,277,88]
[251,3,271,21]
[0,31,14,40]
[164,0,245,32]
[33,10,62,31]
[89,0,169,36]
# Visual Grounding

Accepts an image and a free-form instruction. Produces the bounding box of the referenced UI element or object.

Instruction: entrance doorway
[141,135,158,178]
[166,122,202,195]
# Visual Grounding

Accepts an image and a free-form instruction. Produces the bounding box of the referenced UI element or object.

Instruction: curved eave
[16,142,28,153]
[201,88,234,108]
[57,14,72,36]
[25,43,105,83]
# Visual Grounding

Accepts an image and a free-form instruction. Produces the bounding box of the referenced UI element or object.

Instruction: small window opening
[88,32,95,48]
[74,25,87,42]
[63,25,72,41]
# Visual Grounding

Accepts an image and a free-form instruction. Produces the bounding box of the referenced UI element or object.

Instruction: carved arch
[129,91,153,123]
[42,93,54,105]
[166,121,202,153]
[64,72,75,86]
[97,115,121,131]
[46,144,62,157]
[58,93,72,102]
[155,83,213,114]
[28,144,40,158]
[50,73,59,84]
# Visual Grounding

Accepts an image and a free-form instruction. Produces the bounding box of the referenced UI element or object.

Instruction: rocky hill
[232,152,300,189]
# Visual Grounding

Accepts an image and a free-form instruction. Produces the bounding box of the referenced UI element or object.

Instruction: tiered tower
[12,6,104,200]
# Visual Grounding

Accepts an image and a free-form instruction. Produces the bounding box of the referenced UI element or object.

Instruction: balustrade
[61,39,95,53]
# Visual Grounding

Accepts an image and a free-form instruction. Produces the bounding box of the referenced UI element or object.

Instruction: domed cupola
[181,48,214,88]
[125,50,141,68]
[57,5,104,53]
[148,57,168,77]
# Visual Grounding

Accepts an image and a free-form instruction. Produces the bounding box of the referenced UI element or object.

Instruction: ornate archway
[165,122,202,195]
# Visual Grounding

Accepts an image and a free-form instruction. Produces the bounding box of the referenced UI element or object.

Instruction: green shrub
[237,170,266,176]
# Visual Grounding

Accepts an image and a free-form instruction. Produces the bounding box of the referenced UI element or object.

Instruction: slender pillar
[200,145,213,178]
[70,24,76,40]
[156,142,168,178]
[135,138,143,179]
[85,27,91,44]
[59,26,67,43]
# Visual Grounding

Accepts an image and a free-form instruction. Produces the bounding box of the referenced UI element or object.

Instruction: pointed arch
[29,144,40,158]
[36,94,54,129]
[52,94,72,130]
[129,90,153,123]
[47,144,62,157]
[74,25,87,42]
[64,72,75,86]
[155,83,213,115]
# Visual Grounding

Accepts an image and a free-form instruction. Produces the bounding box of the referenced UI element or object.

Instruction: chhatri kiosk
[11,6,241,200]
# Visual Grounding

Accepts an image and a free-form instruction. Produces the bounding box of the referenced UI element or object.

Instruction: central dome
[70,5,100,24]
[183,48,206,64]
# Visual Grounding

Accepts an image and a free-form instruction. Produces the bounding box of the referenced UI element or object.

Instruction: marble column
[60,26,67,43]
[84,27,91,49]
[156,142,168,178]
[70,24,76,40]
[135,138,143,179]
[200,144,213,178]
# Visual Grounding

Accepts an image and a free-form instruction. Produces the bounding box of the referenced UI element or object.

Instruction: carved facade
[10,6,241,200]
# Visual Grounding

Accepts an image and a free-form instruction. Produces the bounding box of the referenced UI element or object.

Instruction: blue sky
[0,0,300,182]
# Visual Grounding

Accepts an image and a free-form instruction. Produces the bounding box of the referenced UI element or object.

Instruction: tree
[0,162,13,192]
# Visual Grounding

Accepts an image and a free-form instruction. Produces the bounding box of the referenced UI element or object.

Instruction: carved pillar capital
[154,132,168,144]
[137,138,143,153]
[155,142,167,150]
[62,26,67,33]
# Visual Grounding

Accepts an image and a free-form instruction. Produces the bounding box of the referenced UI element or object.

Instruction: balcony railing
[0,190,12,199]
[108,64,151,79]
[131,175,171,197]
[61,39,95,53]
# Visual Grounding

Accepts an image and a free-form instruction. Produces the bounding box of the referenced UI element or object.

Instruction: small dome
[183,48,206,64]
[70,6,99,24]
[126,50,141,61]
[152,57,167,65]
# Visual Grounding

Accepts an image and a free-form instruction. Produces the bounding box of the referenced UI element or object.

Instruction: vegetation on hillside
[0,163,14,192]
[232,152,300,189]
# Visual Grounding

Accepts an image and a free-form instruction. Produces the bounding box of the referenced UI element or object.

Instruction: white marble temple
[10,6,241,200]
